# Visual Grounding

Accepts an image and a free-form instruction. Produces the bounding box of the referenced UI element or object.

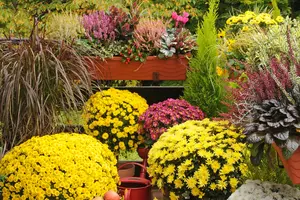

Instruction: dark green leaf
[250,143,265,166]
[265,133,274,144]
[284,138,299,159]
[273,130,289,140]
[247,133,265,143]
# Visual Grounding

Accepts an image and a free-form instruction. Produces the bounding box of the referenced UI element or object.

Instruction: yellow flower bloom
[229,177,239,188]
[276,16,284,23]
[0,133,118,199]
[102,133,109,140]
[82,88,148,154]
[217,30,225,38]
[147,119,247,198]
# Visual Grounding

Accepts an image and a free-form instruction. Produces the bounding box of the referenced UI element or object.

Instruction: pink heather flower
[172,12,178,20]
[182,12,189,18]
[138,98,205,147]
[82,11,116,42]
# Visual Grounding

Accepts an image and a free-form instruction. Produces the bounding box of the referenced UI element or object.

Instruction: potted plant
[148,119,248,200]
[79,3,196,81]
[137,98,204,178]
[223,29,300,184]
[138,98,205,148]
[0,133,119,199]
[82,88,148,177]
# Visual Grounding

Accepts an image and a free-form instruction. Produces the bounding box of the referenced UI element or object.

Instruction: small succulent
[159,29,177,58]
[244,98,300,164]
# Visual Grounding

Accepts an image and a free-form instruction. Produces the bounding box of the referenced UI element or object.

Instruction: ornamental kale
[138,98,205,147]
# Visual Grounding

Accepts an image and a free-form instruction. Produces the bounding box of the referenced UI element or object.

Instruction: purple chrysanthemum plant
[138,98,205,148]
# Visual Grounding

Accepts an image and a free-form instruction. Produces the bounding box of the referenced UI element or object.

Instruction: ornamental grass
[0,133,119,200]
[82,88,148,154]
[148,119,248,200]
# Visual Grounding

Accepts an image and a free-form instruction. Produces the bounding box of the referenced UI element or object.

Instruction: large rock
[228,180,300,200]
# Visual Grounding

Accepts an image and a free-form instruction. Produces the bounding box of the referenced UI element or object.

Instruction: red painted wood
[273,144,300,184]
[85,55,189,81]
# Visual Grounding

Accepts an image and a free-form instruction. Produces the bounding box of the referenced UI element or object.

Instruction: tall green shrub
[183,0,228,118]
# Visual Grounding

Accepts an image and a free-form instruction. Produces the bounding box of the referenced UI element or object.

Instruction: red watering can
[118,162,151,200]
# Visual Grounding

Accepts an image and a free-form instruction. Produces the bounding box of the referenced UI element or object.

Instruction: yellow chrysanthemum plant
[148,119,248,200]
[217,10,285,80]
[82,88,148,155]
[0,133,119,200]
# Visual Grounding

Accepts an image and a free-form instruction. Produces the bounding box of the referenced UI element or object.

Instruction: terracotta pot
[118,162,135,178]
[272,143,300,184]
[85,55,189,81]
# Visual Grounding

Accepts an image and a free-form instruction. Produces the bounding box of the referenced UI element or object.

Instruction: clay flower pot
[117,162,135,178]
[272,143,300,184]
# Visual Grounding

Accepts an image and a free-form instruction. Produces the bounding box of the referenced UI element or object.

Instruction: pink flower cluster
[138,98,205,146]
[82,11,116,42]
[172,11,189,26]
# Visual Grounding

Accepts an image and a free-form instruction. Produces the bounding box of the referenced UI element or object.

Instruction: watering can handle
[124,189,131,200]
[118,162,148,174]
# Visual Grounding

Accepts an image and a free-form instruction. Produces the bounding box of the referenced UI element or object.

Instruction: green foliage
[243,145,298,187]
[183,0,228,117]
[272,0,281,19]
[76,39,126,59]
[0,6,31,38]
[0,40,92,151]
[45,12,84,41]
[1,0,73,19]
[227,17,300,70]
[0,174,5,197]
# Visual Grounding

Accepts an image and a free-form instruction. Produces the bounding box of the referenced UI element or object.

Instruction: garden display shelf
[85,54,189,81]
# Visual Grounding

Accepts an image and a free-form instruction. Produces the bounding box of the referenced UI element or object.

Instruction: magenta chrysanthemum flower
[138,98,205,146]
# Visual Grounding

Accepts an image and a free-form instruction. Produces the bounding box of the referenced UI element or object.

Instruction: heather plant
[138,98,205,148]
[80,3,142,59]
[133,18,167,54]
[82,11,116,42]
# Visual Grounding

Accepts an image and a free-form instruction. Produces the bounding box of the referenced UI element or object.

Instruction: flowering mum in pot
[82,88,148,155]
[223,30,300,164]
[138,98,204,148]
[148,119,248,200]
[0,133,119,199]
